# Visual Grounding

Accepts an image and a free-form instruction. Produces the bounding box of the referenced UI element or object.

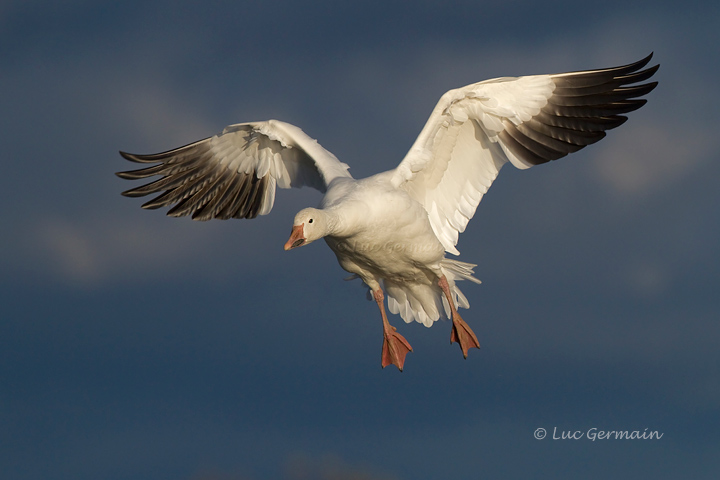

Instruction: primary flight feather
[118,54,659,371]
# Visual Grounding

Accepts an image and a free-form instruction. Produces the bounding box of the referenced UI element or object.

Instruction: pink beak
[284,224,305,251]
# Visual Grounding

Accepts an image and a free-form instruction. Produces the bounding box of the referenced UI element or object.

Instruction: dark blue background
[1,1,718,478]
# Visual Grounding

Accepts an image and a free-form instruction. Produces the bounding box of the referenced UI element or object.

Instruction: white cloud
[592,122,717,196]
[30,215,211,286]
[34,219,102,284]
[623,260,672,297]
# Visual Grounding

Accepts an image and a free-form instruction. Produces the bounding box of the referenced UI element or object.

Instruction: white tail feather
[381,258,481,327]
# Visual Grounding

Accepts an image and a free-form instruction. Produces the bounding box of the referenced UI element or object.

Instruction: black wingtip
[119,150,160,164]
[644,80,659,95]
[120,188,145,198]
[628,52,655,72]
[635,53,658,71]
[119,150,136,161]
[632,53,661,78]
[617,63,660,85]
[606,52,655,76]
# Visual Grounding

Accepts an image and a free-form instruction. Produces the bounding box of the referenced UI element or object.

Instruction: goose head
[284,208,330,250]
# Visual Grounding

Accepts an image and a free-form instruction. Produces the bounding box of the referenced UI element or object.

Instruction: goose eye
[308,219,314,224]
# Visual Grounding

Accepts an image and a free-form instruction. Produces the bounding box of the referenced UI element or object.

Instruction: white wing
[118,120,352,220]
[391,54,659,254]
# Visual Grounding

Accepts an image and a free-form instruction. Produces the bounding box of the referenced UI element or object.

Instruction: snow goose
[117,54,659,371]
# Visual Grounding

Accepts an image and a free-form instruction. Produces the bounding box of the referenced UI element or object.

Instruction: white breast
[324,175,446,284]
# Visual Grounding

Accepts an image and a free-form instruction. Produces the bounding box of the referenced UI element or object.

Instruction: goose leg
[373,288,412,371]
[438,275,480,358]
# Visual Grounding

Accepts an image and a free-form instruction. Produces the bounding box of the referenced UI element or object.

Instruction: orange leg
[438,275,480,358]
[373,288,412,371]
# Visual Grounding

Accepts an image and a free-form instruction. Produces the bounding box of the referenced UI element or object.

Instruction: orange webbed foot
[450,312,480,359]
[381,325,413,371]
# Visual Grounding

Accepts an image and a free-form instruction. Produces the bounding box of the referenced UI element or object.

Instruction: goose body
[118,54,659,370]
[315,173,474,325]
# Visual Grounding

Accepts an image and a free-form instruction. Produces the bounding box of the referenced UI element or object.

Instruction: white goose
[118,54,658,371]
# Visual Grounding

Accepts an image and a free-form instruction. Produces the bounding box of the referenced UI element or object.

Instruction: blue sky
[1,1,719,479]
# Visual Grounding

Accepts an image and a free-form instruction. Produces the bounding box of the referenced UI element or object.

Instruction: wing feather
[117,120,352,220]
[392,54,658,254]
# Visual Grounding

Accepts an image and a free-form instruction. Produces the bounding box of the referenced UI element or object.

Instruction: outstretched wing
[117,120,352,220]
[391,54,659,254]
